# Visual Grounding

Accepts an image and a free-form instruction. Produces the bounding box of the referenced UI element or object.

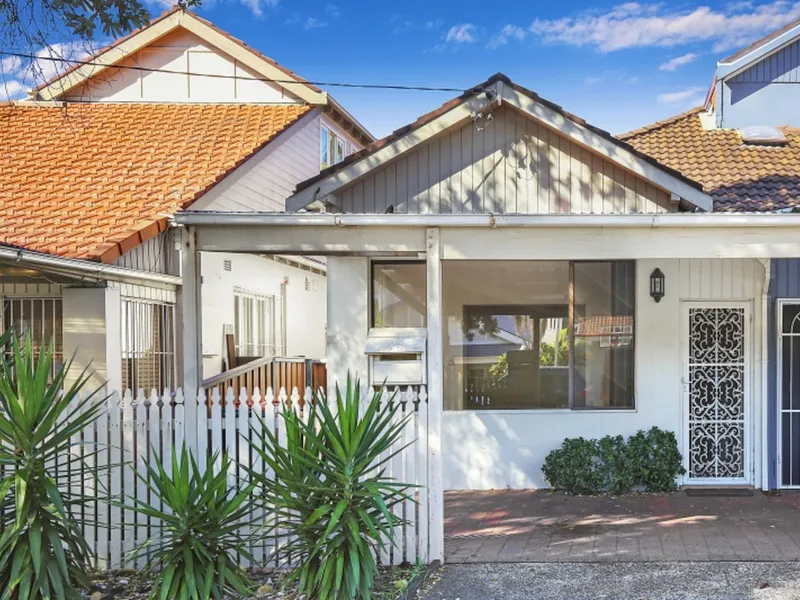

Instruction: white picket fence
[48,384,430,571]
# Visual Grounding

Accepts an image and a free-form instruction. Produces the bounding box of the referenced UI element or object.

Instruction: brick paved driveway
[444,490,800,563]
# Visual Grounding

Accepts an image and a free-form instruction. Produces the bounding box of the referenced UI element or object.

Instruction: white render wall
[442,258,766,490]
[200,252,326,377]
[323,254,767,490]
[62,287,122,393]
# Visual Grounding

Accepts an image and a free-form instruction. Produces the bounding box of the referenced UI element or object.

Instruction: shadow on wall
[443,412,540,490]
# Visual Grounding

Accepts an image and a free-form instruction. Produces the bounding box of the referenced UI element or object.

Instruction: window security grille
[121,298,176,392]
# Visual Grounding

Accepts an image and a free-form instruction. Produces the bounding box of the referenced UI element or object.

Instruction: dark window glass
[442,260,635,411]
[372,262,427,328]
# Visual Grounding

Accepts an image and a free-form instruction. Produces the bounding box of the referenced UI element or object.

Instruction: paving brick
[444,490,800,563]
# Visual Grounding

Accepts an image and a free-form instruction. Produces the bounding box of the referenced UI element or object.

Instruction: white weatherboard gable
[287,79,712,214]
[36,10,326,104]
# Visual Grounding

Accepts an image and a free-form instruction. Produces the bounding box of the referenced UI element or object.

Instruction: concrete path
[445,490,800,562]
[421,562,800,600]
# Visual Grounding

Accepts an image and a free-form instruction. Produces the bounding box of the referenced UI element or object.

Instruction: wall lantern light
[650,268,665,303]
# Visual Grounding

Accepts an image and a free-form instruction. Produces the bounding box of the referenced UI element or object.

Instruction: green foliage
[627,428,685,493]
[126,446,255,600]
[0,335,106,599]
[541,437,605,495]
[250,377,414,600]
[542,427,685,495]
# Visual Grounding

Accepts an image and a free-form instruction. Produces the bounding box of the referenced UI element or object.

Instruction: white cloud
[0,56,22,75]
[303,17,328,30]
[17,42,101,86]
[446,24,476,43]
[487,24,526,49]
[657,86,705,103]
[0,80,26,101]
[528,1,800,53]
[325,3,340,18]
[659,52,700,71]
[237,0,277,18]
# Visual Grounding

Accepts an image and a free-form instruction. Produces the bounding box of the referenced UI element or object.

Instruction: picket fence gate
[44,384,430,571]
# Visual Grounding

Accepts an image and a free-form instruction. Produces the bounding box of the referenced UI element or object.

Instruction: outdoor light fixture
[650,268,665,303]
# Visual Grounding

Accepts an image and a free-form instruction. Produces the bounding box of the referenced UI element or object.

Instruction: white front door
[682,302,751,485]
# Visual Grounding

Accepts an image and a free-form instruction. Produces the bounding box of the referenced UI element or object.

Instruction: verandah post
[426,227,444,563]
[179,225,202,453]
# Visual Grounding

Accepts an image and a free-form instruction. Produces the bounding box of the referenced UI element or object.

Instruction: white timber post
[426,227,444,563]
[179,225,202,453]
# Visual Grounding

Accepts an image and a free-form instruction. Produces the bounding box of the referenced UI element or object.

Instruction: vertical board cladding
[336,106,673,215]
[723,39,800,129]
[768,258,800,488]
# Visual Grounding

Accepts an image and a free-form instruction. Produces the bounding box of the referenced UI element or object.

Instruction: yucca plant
[125,445,256,600]
[0,334,107,599]
[250,376,414,600]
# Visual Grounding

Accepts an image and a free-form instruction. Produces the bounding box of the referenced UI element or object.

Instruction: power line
[0,50,468,93]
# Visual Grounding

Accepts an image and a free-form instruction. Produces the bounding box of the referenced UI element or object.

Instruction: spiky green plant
[126,445,256,600]
[250,377,414,600]
[0,335,107,599]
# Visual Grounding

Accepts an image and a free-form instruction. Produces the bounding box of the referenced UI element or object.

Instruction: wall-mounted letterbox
[365,329,427,387]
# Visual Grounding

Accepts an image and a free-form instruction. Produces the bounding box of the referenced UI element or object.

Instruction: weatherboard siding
[722,39,800,129]
[335,106,673,215]
[767,258,800,489]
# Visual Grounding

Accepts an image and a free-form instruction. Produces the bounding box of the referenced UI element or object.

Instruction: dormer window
[321,125,347,169]
[739,126,788,146]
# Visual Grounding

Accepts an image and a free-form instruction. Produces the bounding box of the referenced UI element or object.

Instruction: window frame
[233,287,279,358]
[370,260,427,329]
[444,259,636,413]
[120,297,177,393]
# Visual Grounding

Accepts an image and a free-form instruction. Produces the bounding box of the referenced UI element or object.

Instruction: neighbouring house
[0,8,372,392]
[178,69,800,556]
[621,18,800,490]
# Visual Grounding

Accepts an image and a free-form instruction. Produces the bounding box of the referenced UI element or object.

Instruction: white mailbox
[365,329,427,387]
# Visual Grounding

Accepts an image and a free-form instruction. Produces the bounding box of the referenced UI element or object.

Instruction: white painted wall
[200,252,326,377]
[62,287,122,393]
[65,28,300,104]
[325,257,369,393]
[323,253,766,490]
[441,258,765,490]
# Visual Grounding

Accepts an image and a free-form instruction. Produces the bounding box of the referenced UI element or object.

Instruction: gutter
[175,211,800,229]
[0,247,182,290]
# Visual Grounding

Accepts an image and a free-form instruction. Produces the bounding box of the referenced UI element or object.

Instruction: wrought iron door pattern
[688,307,745,480]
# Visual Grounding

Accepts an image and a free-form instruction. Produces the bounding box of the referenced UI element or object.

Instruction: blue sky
[5,0,800,137]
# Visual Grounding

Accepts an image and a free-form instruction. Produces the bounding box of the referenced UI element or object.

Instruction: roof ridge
[617,106,704,141]
[720,15,800,64]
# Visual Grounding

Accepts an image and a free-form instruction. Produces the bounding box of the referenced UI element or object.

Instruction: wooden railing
[201,357,326,404]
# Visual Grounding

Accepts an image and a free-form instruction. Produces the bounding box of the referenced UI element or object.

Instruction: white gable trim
[717,21,800,80]
[287,80,712,213]
[36,10,326,105]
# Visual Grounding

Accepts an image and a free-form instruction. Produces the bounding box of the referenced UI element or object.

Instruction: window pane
[573,262,635,408]
[372,263,426,328]
[320,128,329,169]
[443,261,570,410]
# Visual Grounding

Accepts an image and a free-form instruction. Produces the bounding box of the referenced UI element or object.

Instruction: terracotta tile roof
[619,110,800,212]
[0,102,311,261]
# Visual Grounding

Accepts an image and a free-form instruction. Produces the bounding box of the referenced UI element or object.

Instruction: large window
[372,262,427,328]
[233,288,280,358]
[443,261,635,411]
[121,298,176,392]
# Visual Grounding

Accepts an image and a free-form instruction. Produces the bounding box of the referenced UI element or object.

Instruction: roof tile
[620,111,800,212]
[0,102,310,260]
